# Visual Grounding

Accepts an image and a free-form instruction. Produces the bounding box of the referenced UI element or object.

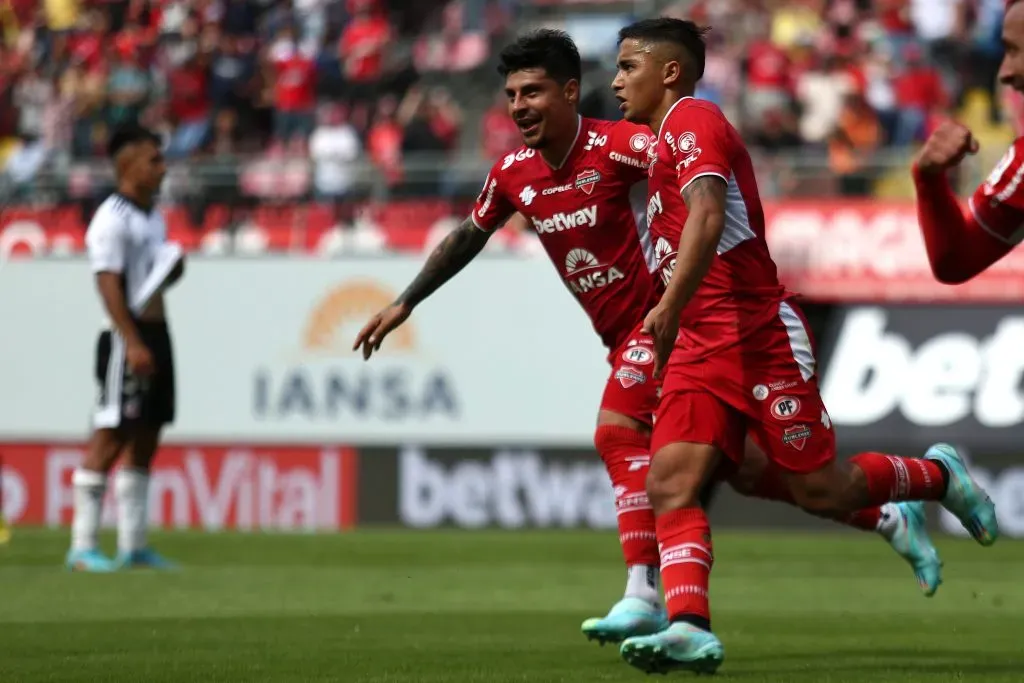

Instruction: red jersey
[472,117,659,351]
[968,137,1024,246]
[645,97,787,359]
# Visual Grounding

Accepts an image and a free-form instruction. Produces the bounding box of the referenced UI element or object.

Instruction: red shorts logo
[615,366,646,388]
[782,425,812,451]
[771,396,801,420]
[621,346,654,366]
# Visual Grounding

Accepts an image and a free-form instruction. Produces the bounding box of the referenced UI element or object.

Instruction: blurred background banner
[0,0,1021,535]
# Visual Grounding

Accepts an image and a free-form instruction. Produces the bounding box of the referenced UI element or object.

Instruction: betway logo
[398,447,616,529]
[531,205,598,234]
[821,308,1024,427]
[646,190,663,228]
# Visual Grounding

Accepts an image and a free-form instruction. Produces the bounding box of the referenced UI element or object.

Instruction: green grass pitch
[0,529,1021,682]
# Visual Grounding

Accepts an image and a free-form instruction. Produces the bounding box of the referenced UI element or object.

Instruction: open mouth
[517,118,541,136]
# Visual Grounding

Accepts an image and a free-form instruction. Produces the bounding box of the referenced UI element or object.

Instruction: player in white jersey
[66,125,185,572]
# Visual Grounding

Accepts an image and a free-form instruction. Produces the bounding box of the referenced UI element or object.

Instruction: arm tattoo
[395,217,492,308]
[680,175,727,211]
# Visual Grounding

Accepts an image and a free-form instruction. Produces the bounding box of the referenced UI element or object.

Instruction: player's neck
[539,115,581,170]
[650,89,694,136]
[117,184,154,212]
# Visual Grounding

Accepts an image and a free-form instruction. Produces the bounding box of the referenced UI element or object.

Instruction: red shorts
[651,300,835,474]
[599,322,661,427]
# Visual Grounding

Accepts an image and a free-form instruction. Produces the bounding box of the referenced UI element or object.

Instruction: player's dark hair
[617,17,709,81]
[107,124,161,158]
[497,29,582,85]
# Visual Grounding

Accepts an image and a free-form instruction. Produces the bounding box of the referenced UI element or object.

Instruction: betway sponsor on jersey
[0,444,358,530]
[530,205,598,234]
[394,446,616,529]
[820,306,1024,445]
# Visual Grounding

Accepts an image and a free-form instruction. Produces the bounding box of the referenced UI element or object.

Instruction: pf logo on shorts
[771,396,801,420]
[622,346,654,366]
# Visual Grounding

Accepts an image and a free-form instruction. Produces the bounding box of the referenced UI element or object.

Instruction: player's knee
[645,444,714,512]
[84,428,126,472]
[787,469,849,517]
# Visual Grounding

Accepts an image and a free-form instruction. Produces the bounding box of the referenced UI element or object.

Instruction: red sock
[849,452,946,504]
[749,463,883,531]
[656,508,712,629]
[595,426,658,567]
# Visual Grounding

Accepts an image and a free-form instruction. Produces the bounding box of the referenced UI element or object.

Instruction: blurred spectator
[829,91,881,195]
[265,26,317,155]
[338,0,390,103]
[367,94,403,189]
[795,55,855,147]
[480,91,519,161]
[309,103,360,201]
[892,43,947,146]
[165,52,211,159]
[106,40,151,130]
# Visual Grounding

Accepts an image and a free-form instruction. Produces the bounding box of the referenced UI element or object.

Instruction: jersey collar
[656,96,694,139]
[542,115,583,171]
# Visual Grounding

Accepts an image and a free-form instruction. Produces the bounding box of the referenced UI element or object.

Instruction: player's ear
[662,60,682,88]
[563,78,580,106]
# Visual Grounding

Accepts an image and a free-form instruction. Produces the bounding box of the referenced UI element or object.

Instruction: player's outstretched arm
[644,176,727,375]
[912,122,1014,283]
[353,217,492,359]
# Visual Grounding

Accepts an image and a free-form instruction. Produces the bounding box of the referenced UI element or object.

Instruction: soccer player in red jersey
[354,29,942,651]
[913,0,1024,281]
[612,17,998,674]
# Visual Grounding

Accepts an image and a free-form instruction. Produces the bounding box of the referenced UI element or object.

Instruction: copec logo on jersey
[530,205,599,234]
[563,248,624,294]
[252,281,459,423]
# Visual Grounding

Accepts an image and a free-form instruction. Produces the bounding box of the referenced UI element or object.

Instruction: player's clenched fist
[914,121,980,174]
[352,302,412,360]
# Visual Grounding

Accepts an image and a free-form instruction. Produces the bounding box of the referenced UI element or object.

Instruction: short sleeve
[85,206,128,273]
[969,141,1024,246]
[607,120,652,183]
[662,104,733,194]
[471,166,516,233]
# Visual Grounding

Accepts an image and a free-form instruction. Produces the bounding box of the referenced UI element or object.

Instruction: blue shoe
[65,548,118,573]
[887,502,943,597]
[581,597,668,646]
[117,548,178,570]
[620,622,724,675]
[925,444,999,546]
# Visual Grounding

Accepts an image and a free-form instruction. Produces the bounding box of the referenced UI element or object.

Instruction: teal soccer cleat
[65,548,118,573]
[887,501,943,596]
[620,621,724,675]
[925,443,999,546]
[117,548,178,570]
[581,597,668,646]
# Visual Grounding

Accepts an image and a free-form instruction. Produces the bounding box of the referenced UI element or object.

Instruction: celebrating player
[913,0,1024,280]
[67,125,184,572]
[354,29,942,649]
[612,17,998,674]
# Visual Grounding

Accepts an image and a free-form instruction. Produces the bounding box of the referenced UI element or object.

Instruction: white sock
[624,564,661,605]
[876,502,901,540]
[71,468,107,552]
[115,468,150,555]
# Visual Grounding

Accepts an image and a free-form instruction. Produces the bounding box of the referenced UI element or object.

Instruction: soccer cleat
[888,502,943,597]
[65,548,118,573]
[620,621,724,675]
[925,443,999,546]
[117,548,178,570]
[581,596,668,646]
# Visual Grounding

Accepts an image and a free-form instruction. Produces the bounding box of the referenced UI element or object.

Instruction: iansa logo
[564,248,601,275]
[253,280,458,422]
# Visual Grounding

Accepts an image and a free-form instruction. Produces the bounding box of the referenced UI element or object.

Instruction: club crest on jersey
[621,346,654,366]
[770,396,801,420]
[615,365,646,388]
[782,424,812,451]
[630,133,650,152]
[575,169,601,195]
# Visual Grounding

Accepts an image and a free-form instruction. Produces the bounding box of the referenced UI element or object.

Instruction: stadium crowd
[0,0,1013,202]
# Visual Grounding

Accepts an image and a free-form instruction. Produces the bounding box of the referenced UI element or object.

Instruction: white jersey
[85,193,168,319]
